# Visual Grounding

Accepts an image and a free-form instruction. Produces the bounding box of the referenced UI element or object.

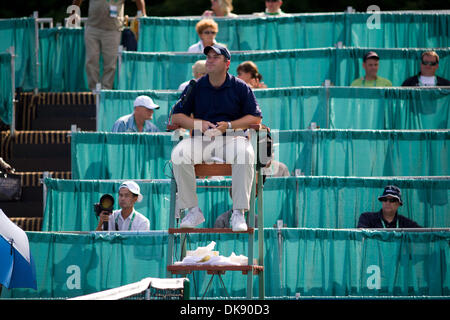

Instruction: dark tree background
[1,0,446,23]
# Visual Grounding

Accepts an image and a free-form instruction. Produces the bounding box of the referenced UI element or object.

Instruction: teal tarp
[138,12,450,51]
[0,53,13,125]
[117,47,450,89]
[71,130,450,180]
[0,18,37,90]
[38,27,88,92]
[42,177,450,231]
[97,87,450,131]
[2,229,449,299]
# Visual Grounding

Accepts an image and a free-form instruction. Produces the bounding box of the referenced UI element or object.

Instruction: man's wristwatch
[227,121,232,129]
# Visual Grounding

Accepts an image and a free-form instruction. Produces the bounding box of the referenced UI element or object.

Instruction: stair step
[35,104,95,118]
[31,117,96,131]
[9,217,43,231]
[1,201,43,218]
[16,91,95,131]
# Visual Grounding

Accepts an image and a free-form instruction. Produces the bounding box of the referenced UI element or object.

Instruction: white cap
[119,180,143,202]
[134,95,159,110]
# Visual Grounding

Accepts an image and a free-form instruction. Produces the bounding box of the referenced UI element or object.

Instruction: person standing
[73,0,146,90]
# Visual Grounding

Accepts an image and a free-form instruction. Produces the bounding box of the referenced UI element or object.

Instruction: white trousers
[171,135,255,210]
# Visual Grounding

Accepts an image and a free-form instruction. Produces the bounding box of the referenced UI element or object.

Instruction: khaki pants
[171,135,255,211]
[84,26,121,90]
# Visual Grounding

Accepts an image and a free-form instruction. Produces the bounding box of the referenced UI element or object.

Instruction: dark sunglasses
[422,61,438,66]
[203,31,217,35]
[381,198,398,203]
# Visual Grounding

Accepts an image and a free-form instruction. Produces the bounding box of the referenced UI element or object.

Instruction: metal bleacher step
[15,91,96,131]
[1,91,94,223]
[1,130,71,172]
[0,171,71,222]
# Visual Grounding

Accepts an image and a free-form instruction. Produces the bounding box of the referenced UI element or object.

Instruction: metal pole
[95,83,101,131]
[42,171,50,218]
[33,11,40,95]
[8,47,16,137]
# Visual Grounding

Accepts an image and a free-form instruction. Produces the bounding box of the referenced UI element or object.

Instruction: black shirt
[357,210,421,228]
[401,74,450,86]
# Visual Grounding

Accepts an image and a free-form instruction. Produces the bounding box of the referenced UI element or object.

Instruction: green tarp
[38,28,87,92]
[117,47,450,90]
[138,12,450,51]
[0,18,37,90]
[2,229,449,299]
[97,87,450,131]
[42,177,450,232]
[71,130,450,180]
[0,52,13,125]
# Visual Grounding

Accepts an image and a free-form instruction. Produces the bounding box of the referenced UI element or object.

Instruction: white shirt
[188,40,210,53]
[106,209,150,231]
[187,40,225,53]
[419,75,436,86]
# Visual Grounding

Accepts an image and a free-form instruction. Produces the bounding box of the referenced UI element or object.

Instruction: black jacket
[402,74,450,86]
[357,210,421,228]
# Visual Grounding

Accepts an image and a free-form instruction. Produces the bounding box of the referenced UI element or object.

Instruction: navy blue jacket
[357,210,421,228]
[173,73,262,124]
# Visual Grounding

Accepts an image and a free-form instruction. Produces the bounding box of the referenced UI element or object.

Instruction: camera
[94,194,115,216]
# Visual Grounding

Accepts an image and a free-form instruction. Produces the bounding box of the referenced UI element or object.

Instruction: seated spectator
[254,0,289,16]
[237,61,268,89]
[214,177,265,228]
[402,50,450,87]
[203,0,237,17]
[262,160,290,177]
[188,19,225,53]
[351,51,392,87]
[178,60,207,91]
[96,181,150,231]
[357,185,421,229]
[112,95,160,132]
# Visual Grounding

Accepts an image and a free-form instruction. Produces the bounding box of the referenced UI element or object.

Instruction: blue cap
[204,44,231,60]
[378,185,403,205]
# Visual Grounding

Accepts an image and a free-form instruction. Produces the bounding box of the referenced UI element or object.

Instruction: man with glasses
[357,185,421,228]
[188,18,225,53]
[170,44,262,232]
[402,51,450,86]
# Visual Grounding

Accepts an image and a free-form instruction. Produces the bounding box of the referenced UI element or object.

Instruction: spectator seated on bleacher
[188,18,226,53]
[402,50,450,87]
[357,185,421,229]
[202,0,237,17]
[112,95,160,132]
[253,0,290,17]
[351,51,392,87]
[237,61,268,89]
[95,181,150,231]
[178,60,207,91]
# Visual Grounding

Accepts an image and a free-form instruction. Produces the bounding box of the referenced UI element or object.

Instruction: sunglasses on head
[381,198,398,203]
[203,31,217,35]
[422,61,438,66]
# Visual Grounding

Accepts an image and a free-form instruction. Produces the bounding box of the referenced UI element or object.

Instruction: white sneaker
[180,206,205,228]
[231,210,248,232]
